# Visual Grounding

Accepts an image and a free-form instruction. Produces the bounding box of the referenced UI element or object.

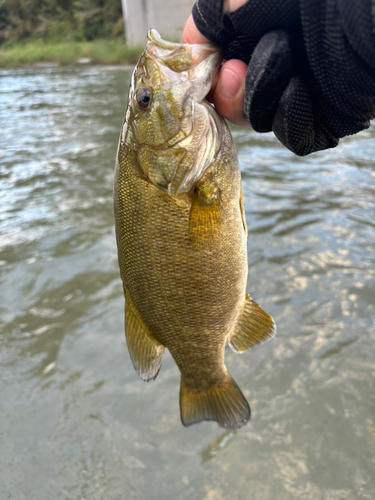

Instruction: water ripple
[1,66,375,500]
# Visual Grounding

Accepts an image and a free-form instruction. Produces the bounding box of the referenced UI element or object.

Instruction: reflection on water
[200,430,236,463]
[1,66,375,500]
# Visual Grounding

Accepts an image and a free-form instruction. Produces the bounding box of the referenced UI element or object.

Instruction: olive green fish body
[114,30,276,429]
[116,117,245,384]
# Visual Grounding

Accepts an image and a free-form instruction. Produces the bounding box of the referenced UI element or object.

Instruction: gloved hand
[191,0,375,156]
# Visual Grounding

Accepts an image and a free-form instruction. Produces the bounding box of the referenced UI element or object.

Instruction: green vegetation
[0,39,143,68]
[0,0,124,43]
[0,0,144,67]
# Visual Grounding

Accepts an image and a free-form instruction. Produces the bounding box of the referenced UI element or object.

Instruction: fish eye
[136,87,152,109]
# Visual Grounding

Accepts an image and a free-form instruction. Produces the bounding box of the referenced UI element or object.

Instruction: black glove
[192,0,375,156]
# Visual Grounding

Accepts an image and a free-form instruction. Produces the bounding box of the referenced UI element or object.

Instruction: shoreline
[0,39,143,69]
[0,60,137,71]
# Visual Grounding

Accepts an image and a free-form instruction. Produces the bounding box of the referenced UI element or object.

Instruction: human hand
[182,12,249,127]
[183,0,375,156]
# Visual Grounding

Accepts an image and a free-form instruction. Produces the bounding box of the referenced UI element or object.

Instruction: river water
[1,65,374,500]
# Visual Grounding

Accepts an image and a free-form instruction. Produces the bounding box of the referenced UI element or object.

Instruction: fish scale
[114,29,276,428]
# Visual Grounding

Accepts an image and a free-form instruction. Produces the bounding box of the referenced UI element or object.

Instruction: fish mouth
[147,29,221,79]
[148,29,179,51]
[148,29,218,55]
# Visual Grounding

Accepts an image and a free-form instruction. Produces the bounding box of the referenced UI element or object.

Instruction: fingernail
[220,68,242,99]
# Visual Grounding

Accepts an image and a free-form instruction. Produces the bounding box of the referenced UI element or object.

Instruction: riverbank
[0,39,143,68]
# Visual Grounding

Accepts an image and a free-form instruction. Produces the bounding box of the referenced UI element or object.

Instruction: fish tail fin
[179,372,250,429]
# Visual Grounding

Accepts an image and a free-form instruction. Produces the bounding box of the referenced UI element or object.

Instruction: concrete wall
[122,0,195,46]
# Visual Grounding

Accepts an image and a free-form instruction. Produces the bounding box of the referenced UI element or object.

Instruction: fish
[114,29,276,429]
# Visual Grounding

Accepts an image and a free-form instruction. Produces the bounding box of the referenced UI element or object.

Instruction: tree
[0,0,124,43]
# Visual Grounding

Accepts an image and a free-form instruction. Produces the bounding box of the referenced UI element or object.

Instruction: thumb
[182,14,211,44]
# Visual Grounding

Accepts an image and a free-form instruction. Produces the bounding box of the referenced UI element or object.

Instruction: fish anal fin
[125,296,165,382]
[229,293,276,353]
[180,372,250,429]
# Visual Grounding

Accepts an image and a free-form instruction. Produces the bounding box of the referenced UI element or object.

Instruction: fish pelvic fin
[180,373,250,429]
[125,295,165,382]
[229,293,276,353]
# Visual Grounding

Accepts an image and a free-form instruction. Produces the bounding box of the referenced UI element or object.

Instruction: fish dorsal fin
[229,294,276,352]
[125,295,165,381]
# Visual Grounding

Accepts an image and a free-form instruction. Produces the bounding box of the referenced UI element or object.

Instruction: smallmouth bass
[114,30,276,429]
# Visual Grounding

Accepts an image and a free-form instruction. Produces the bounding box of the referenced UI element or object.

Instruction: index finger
[182,14,211,44]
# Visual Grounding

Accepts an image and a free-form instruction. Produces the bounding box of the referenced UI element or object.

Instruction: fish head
[125,29,222,195]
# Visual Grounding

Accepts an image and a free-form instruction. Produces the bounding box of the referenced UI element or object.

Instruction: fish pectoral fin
[229,293,276,353]
[180,372,250,429]
[125,296,165,382]
[189,185,222,242]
